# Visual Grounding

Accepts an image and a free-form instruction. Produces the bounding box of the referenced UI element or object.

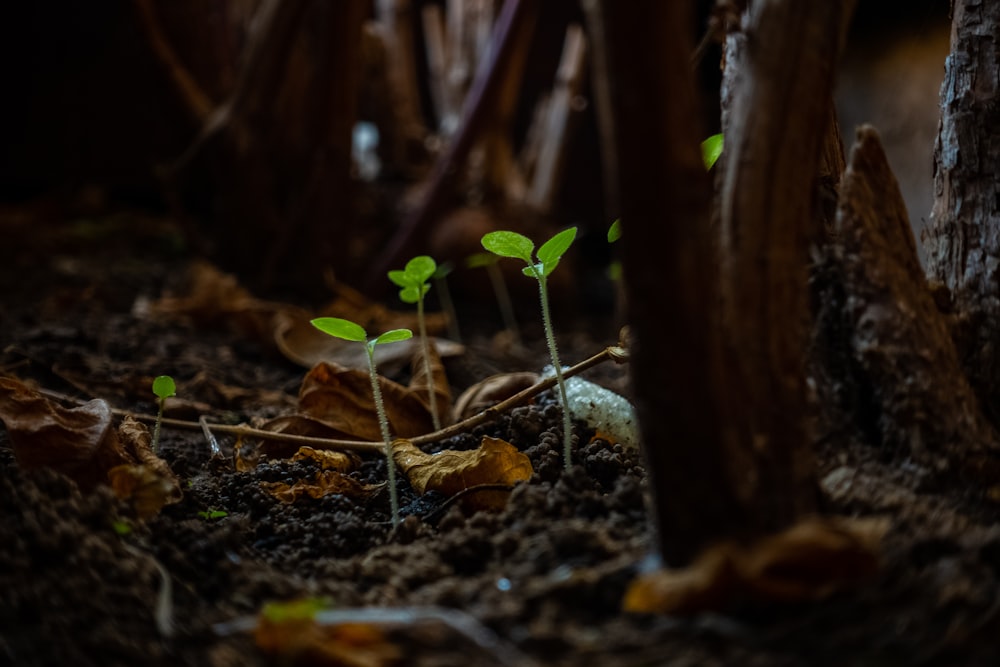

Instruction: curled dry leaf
[261,471,383,504]
[393,436,533,496]
[452,372,539,422]
[298,362,435,441]
[292,446,358,472]
[0,379,181,516]
[623,516,890,615]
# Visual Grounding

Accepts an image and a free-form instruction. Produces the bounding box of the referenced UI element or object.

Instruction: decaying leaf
[298,362,435,441]
[292,446,358,472]
[261,470,383,504]
[0,380,182,517]
[623,516,890,615]
[393,436,533,496]
[452,372,539,422]
[254,599,400,667]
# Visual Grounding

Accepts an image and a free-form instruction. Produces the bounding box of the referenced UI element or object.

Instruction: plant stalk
[537,273,573,469]
[418,297,441,431]
[366,345,400,526]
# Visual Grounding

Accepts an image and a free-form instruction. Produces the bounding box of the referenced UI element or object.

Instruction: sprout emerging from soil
[481,227,578,469]
[389,255,442,431]
[310,317,413,527]
[151,375,176,454]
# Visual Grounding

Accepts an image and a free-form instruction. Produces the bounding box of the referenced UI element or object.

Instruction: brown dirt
[2,209,1000,666]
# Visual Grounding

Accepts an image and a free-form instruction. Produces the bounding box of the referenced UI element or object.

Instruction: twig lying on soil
[38,344,628,456]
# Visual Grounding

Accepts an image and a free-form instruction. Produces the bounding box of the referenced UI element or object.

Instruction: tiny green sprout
[607,219,622,244]
[310,317,413,527]
[261,597,333,623]
[111,519,132,536]
[466,251,522,345]
[151,375,176,454]
[481,227,578,469]
[701,133,724,170]
[389,255,442,431]
[197,509,228,520]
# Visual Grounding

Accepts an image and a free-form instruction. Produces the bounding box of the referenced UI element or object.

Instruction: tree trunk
[717,0,853,532]
[924,0,1000,425]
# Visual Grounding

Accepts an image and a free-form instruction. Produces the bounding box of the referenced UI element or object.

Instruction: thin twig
[35,345,628,455]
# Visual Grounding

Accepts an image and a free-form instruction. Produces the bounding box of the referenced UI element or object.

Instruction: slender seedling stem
[417,297,441,431]
[365,344,400,527]
[486,262,522,345]
[535,272,573,469]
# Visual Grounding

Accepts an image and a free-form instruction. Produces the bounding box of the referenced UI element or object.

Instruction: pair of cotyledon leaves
[481,227,577,279]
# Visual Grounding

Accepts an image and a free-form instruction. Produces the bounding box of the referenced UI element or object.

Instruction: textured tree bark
[587,0,749,566]
[718,0,854,531]
[923,0,1000,424]
[833,126,998,472]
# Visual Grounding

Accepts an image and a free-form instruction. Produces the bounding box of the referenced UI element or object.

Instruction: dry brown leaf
[254,601,400,667]
[623,516,890,615]
[261,470,383,504]
[393,436,533,496]
[452,372,539,422]
[291,446,358,472]
[298,362,435,441]
[409,338,452,427]
[108,463,183,518]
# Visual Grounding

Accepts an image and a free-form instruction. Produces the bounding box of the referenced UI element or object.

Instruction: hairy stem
[418,297,441,431]
[537,273,573,469]
[367,345,400,527]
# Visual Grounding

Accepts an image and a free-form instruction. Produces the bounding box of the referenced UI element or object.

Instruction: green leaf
[111,519,132,536]
[261,597,332,623]
[607,260,622,281]
[311,317,367,342]
[432,262,453,279]
[404,255,437,283]
[152,376,176,400]
[701,133,724,170]
[388,269,412,288]
[522,262,548,279]
[607,219,622,243]
[397,284,429,304]
[373,329,413,346]
[481,231,534,262]
[466,252,498,269]
[198,509,228,520]
[536,227,577,266]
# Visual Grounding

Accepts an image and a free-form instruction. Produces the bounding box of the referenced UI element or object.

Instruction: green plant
[466,252,522,345]
[310,317,413,527]
[197,509,228,520]
[607,219,623,281]
[701,133,724,170]
[481,227,578,469]
[432,261,462,343]
[389,255,442,431]
[151,375,176,454]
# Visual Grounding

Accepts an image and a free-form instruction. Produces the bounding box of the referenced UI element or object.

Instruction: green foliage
[152,375,176,400]
[309,317,412,526]
[481,227,578,469]
[111,519,132,536]
[388,255,436,304]
[701,133,724,170]
[260,597,333,623]
[465,252,499,269]
[197,509,228,520]
[607,219,622,244]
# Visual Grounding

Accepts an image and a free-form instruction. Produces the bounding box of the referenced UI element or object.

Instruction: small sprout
[151,375,176,454]
[310,317,413,527]
[389,255,442,430]
[481,227,578,469]
[701,133,724,170]
[197,509,228,520]
[607,219,622,244]
[111,519,132,536]
[260,597,333,623]
[466,252,522,345]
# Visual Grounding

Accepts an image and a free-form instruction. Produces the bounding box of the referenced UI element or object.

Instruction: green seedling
[607,219,623,282]
[151,375,176,454]
[432,261,462,343]
[466,252,522,346]
[111,519,133,536]
[389,255,442,431]
[701,133,724,170]
[310,317,413,527]
[481,227,578,469]
[197,509,228,520]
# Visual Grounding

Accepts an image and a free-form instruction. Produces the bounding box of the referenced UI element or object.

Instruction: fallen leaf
[255,599,400,667]
[292,446,358,472]
[623,516,890,615]
[452,372,539,422]
[261,470,383,504]
[393,436,533,496]
[298,362,435,441]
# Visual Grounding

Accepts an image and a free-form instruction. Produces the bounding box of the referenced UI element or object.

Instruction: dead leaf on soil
[623,516,890,615]
[292,446,358,471]
[254,599,400,667]
[298,361,436,441]
[0,379,181,515]
[452,372,539,422]
[261,470,383,504]
[393,436,533,496]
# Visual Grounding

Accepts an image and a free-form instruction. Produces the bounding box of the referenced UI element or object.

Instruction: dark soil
[2,208,1000,666]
